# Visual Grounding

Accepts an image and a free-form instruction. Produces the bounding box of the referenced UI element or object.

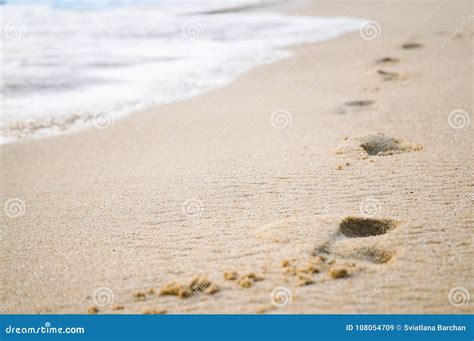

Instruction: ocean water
[0,0,365,143]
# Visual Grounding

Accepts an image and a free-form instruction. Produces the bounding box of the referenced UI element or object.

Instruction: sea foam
[0,0,364,143]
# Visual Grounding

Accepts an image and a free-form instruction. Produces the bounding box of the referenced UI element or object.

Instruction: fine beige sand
[1,0,473,314]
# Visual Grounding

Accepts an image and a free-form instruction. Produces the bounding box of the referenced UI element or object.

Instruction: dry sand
[1,0,473,314]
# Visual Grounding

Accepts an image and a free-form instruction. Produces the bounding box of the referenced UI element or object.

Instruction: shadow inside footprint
[344,100,375,108]
[339,217,398,238]
[375,57,400,64]
[377,69,399,81]
[356,247,396,264]
[336,134,422,157]
[360,134,401,155]
[401,42,423,49]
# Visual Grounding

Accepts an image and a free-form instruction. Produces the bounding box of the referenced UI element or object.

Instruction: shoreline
[1,0,472,314]
[0,2,363,146]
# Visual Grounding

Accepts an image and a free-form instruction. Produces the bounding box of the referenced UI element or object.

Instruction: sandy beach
[1,0,473,314]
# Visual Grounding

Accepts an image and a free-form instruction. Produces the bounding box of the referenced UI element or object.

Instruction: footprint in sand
[254,216,399,288]
[336,133,422,158]
[336,217,399,264]
[377,69,401,81]
[338,216,398,238]
[375,57,400,65]
[344,100,375,108]
[401,42,423,49]
[376,45,417,81]
[271,216,399,285]
[313,216,399,270]
[359,134,423,156]
[337,100,375,115]
[353,247,396,264]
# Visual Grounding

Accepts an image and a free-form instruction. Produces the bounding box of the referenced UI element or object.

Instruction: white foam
[0,1,365,143]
